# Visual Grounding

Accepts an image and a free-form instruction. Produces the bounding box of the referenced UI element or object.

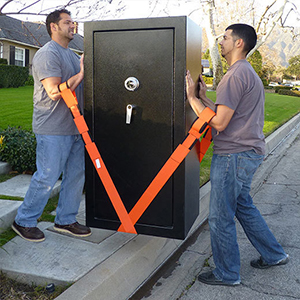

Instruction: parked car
[268,82,279,87]
[284,83,293,87]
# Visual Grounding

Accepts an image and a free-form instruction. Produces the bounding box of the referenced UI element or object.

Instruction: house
[201,59,212,76]
[0,15,83,74]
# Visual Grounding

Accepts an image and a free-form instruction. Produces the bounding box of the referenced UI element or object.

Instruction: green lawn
[1,87,300,185]
[264,92,300,135]
[0,86,33,131]
[206,90,300,137]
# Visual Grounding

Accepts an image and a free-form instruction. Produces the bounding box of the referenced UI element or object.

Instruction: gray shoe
[198,271,240,286]
[250,255,289,269]
[12,221,45,242]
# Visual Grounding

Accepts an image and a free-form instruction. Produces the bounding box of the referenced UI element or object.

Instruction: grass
[37,194,58,223]
[0,86,33,131]
[206,90,300,136]
[264,92,300,135]
[0,173,17,183]
[0,229,17,248]
[0,272,69,300]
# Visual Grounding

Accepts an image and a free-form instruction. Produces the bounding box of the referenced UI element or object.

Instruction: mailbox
[84,16,202,239]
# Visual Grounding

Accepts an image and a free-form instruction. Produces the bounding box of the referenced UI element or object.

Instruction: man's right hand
[198,74,208,101]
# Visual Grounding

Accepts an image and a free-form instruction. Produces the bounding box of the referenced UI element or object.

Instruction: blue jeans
[15,134,85,227]
[209,150,287,284]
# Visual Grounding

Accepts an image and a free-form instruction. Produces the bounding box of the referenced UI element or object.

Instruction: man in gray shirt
[12,9,91,242]
[186,24,288,286]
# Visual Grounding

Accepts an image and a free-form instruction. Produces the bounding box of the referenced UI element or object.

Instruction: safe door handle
[126,104,135,124]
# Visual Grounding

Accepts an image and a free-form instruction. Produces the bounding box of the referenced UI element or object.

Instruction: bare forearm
[188,96,206,117]
[200,95,216,111]
[66,71,84,92]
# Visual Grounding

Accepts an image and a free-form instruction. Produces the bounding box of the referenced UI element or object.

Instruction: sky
[0,0,299,35]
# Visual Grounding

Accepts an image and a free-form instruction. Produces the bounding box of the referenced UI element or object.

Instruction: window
[0,42,3,58]
[15,47,25,66]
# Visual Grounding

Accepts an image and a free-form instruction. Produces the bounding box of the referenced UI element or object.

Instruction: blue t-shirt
[212,59,265,155]
[32,40,83,135]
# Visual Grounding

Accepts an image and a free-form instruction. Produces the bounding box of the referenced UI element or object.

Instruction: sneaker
[54,222,91,237]
[11,221,45,242]
[198,271,240,286]
[250,255,289,269]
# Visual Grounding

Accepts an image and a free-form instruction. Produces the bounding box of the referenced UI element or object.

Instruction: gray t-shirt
[32,40,83,135]
[212,59,265,155]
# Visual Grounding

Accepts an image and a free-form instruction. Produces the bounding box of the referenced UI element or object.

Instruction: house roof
[0,15,83,52]
[201,59,210,68]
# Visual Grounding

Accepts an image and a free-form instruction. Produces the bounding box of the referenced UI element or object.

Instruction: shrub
[261,78,268,86]
[25,75,34,86]
[0,127,36,173]
[0,65,29,88]
[274,86,291,93]
[278,89,300,97]
[0,58,8,65]
[203,75,213,85]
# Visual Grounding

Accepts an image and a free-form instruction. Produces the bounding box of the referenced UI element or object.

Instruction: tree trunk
[204,0,224,90]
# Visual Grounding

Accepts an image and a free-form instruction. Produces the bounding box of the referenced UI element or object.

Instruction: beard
[58,26,74,41]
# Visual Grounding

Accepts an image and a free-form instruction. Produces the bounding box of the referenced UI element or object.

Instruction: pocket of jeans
[237,155,262,183]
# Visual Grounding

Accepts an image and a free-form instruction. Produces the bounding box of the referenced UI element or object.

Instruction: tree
[261,59,276,82]
[190,0,300,89]
[286,55,300,80]
[1,0,299,88]
[247,50,263,77]
[0,0,126,23]
[201,0,224,89]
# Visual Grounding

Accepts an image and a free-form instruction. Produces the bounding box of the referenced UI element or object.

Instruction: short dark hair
[46,9,71,37]
[225,24,257,55]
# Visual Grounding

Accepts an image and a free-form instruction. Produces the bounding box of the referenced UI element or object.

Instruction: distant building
[0,15,83,74]
[201,59,212,76]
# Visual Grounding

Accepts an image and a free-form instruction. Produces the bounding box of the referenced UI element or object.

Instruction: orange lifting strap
[58,82,216,234]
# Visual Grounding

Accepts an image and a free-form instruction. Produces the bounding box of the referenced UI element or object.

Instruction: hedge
[0,65,29,88]
[278,89,300,97]
[203,76,213,85]
[0,126,36,173]
[274,86,292,93]
[25,75,34,86]
[0,58,8,65]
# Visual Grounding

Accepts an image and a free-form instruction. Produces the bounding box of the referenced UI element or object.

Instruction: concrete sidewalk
[0,113,299,300]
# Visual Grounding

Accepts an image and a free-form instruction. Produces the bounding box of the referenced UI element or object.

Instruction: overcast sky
[1,0,299,35]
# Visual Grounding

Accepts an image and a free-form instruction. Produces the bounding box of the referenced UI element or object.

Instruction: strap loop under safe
[59,82,215,234]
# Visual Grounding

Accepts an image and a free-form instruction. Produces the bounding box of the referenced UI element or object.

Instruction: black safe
[84,16,202,239]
